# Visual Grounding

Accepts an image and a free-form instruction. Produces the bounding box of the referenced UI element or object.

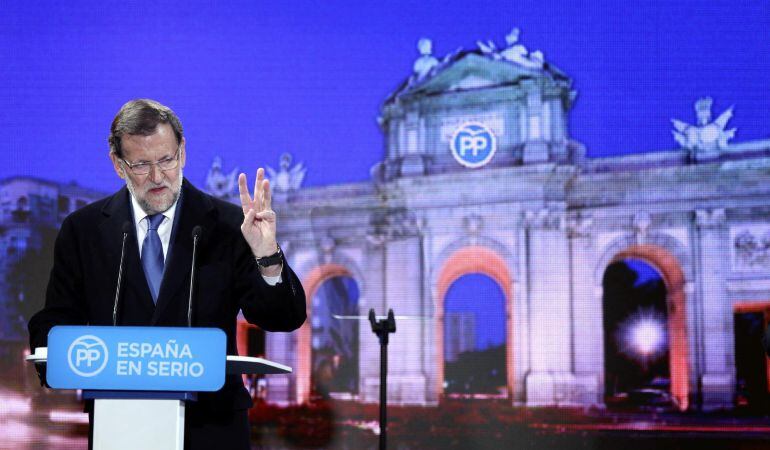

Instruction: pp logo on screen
[67,335,108,377]
[450,122,497,168]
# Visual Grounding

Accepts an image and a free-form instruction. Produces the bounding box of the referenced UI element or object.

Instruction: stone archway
[435,245,513,398]
[733,301,770,409]
[609,244,690,411]
[297,263,354,404]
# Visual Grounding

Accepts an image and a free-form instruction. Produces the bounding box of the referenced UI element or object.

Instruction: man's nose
[148,164,164,184]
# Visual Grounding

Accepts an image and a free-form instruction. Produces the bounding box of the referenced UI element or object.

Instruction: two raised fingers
[238,169,272,215]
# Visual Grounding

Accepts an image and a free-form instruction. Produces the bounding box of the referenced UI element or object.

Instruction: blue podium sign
[47,326,226,392]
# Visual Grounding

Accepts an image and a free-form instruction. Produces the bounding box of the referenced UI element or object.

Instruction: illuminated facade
[0,177,105,341]
[2,49,768,414]
[262,47,770,412]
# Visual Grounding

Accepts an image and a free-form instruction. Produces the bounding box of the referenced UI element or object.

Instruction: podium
[27,326,292,450]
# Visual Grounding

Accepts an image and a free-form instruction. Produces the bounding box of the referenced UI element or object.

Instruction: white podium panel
[94,398,185,450]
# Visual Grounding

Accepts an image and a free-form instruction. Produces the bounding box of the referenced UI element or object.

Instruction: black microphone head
[122,221,132,235]
[192,225,203,239]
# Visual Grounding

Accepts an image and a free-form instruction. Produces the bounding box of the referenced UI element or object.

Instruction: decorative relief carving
[567,213,593,238]
[525,208,565,231]
[695,208,727,229]
[633,211,652,244]
[368,207,419,240]
[731,224,770,271]
[463,214,483,234]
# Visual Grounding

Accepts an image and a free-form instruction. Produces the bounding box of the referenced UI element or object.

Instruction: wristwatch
[256,245,283,267]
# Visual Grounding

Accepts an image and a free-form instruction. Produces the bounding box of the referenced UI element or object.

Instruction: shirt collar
[130,190,180,228]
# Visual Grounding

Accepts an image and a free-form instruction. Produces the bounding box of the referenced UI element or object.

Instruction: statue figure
[499,27,528,63]
[266,153,306,192]
[528,50,545,66]
[477,27,545,69]
[412,38,439,80]
[205,156,239,200]
[476,39,500,59]
[671,97,736,152]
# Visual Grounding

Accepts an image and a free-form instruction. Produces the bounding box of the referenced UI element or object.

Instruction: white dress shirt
[129,193,281,285]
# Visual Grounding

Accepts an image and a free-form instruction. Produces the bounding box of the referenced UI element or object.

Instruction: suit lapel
[151,180,217,324]
[98,187,156,318]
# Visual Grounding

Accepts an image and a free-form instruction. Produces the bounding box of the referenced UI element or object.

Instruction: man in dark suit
[28,99,306,450]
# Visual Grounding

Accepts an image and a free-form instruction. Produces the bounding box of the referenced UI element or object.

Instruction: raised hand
[238,168,280,273]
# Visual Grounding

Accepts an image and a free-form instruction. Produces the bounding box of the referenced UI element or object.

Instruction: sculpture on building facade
[734,229,770,270]
[671,97,736,153]
[412,38,439,81]
[477,27,545,69]
[266,152,306,192]
[204,156,239,200]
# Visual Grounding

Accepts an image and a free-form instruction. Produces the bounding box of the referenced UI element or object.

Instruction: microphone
[188,226,203,327]
[113,221,132,326]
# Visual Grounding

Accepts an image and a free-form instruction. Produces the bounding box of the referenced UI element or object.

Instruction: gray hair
[108,99,184,157]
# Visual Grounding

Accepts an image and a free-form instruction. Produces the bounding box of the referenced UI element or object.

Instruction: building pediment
[389,52,567,102]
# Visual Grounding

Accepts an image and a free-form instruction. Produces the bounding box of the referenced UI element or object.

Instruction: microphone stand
[368,309,396,450]
[113,222,131,326]
[334,310,421,450]
[188,226,202,327]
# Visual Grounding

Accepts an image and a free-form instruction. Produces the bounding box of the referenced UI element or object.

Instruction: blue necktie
[142,214,165,303]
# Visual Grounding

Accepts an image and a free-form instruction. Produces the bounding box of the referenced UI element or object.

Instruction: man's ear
[109,151,126,179]
[179,137,186,169]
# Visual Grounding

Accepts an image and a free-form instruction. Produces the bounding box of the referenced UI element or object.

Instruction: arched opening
[733,302,770,412]
[310,276,360,400]
[435,246,513,399]
[443,273,507,398]
[603,259,671,410]
[236,320,266,399]
[603,244,690,411]
[297,263,356,404]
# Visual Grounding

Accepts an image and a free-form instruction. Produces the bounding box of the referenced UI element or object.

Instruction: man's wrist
[255,245,282,266]
[256,244,283,277]
[259,263,283,278]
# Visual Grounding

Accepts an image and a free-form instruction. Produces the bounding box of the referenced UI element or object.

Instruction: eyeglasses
[120,147,181,175]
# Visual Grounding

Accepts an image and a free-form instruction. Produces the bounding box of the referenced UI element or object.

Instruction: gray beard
[125,170,183,215]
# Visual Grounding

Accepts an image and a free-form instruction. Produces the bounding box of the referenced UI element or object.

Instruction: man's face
[110,123,186,215]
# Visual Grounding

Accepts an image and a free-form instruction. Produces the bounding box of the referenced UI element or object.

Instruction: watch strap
[256,245,283,267]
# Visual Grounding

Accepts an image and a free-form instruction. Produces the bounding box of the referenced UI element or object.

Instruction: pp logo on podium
[450,122,497,168]
[68,335,109,377]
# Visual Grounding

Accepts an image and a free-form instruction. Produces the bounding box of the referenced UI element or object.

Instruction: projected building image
[2,12,770,448]
[246,34,770,414]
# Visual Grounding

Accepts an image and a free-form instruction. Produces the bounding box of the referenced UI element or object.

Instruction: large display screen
[2,1,770,448]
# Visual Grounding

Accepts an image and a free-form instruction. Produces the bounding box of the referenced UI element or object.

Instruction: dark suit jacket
[28,179,306,415]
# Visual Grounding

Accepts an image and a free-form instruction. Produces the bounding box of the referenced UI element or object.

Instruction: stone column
[522,85,549,164]
[265,328,298,405]
[400,112,428,176]
[359,232,387,404]
[695,208,734,409]
[363,210,430,406]
[567,214,603,406]
[419,220,439,405]
[524,208,576,405]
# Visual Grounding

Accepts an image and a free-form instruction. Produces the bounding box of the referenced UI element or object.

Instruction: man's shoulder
[183,180,242,227]
[63,190,124,228]
[207,194,244,232]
